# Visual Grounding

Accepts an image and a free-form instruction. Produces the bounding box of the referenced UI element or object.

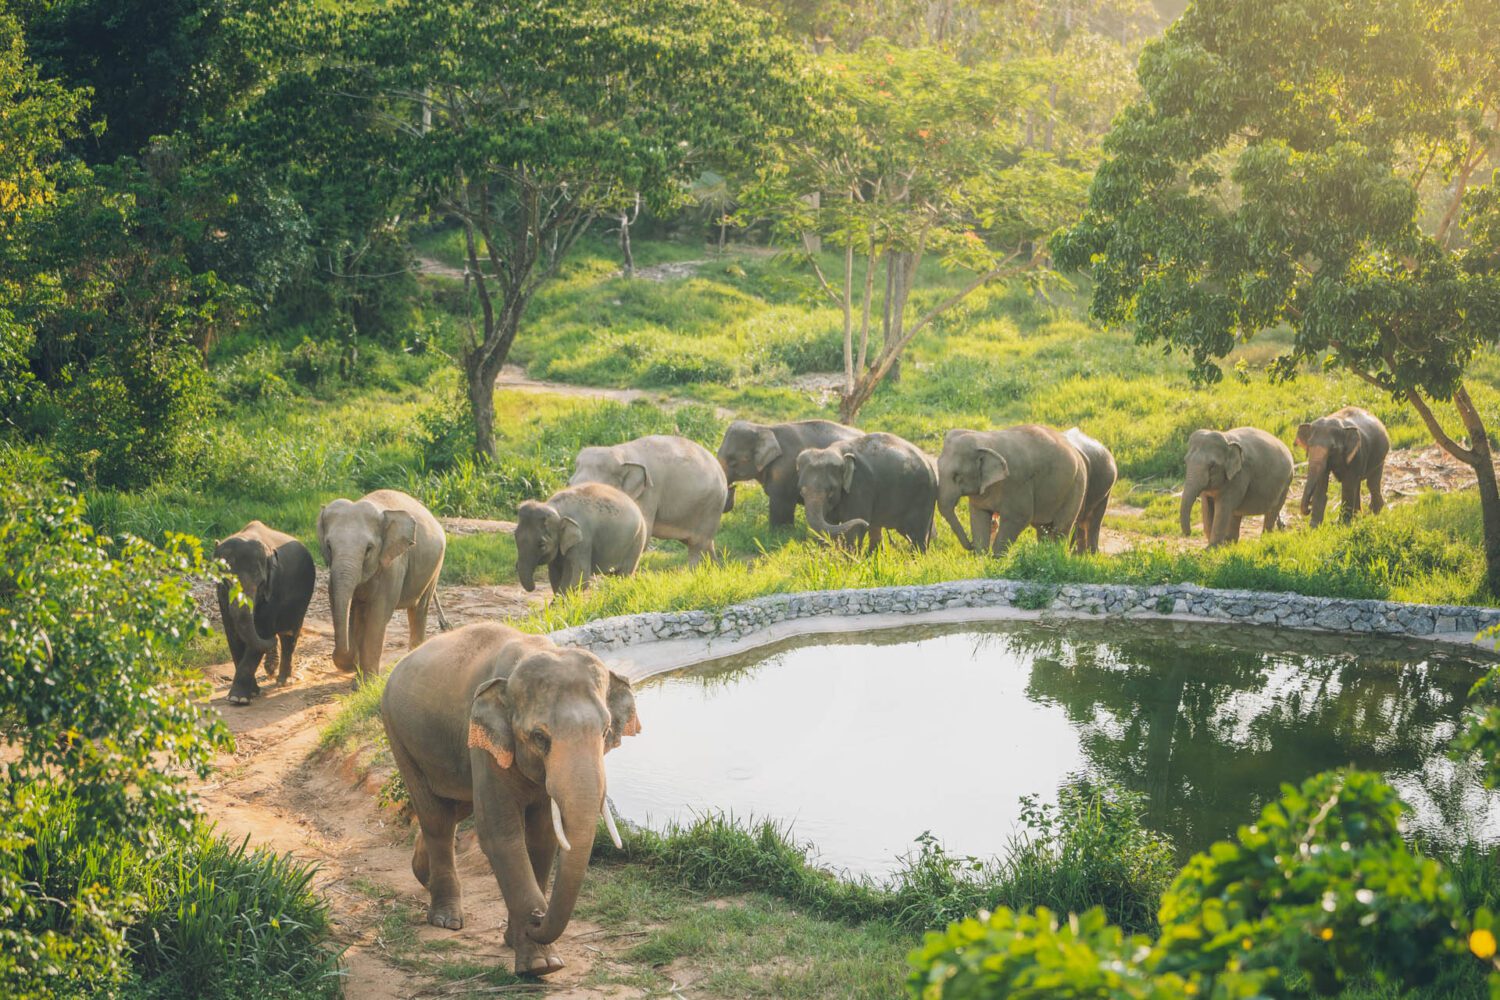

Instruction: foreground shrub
[909,770,1482,999]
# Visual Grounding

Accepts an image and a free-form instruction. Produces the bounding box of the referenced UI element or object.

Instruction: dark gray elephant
[716,419,861,527]
[570,435,726,565]
[214,522,316,706]
[937,426,1087,556]
[795,432,937,551]
[318,489,449,678]
[514,484,647,595]
[1296,407,1389,527]
[1064,428,1118,554]
[1181,427,1294,546]
[381,623,641,975]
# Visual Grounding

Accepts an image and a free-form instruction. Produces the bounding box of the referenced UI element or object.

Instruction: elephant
[1181,427,1294,546]
[381,622,641,976]
[937,426,1087,556]
[318,489,449,678]
[1064,428,1118,554]
[1296,406,1389,527]
[795,432,937,551]
[213,521,316,706]
[514,483,647,595]
[570,435,726,565]
[716,419,862,527]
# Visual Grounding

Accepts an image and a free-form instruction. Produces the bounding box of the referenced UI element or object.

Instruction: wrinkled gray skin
[795,432,937,552]
[1296,406,1389,527]
[514,483,647,595]
[318,489,449,678]
[570,435,726,565]
[1064,428,1118,554]
[381,623,641,976]
[938,426,1087,556]
[716,419,862,527]
[1181,427,1294,546]
[214,521,315,706]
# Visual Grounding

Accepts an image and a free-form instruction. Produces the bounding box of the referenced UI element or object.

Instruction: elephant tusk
[551,798,573,852]
[602,796,623,850]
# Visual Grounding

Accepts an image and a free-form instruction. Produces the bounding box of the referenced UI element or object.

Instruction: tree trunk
[1410,383,1500,595]
[717,218,727,254]
[619,208,634,278]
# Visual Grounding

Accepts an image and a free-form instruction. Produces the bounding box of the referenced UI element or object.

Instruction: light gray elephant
[716,419,862,527]
[1064,428,1118,554]
[1296,406,1389,527]
[1181,427,1294,546]
[938,426,1087,555]
[795,432,938,551]
[570,435,726,564]
[381,623,641,975]
[318,489,449,677]
[514,483,647,595]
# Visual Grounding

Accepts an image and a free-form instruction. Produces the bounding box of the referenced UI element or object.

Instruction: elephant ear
[752,429,782,472]
[620,462,653,500]
[977,447,1009,493]
[1225,442,1245,481]
[558,516,584,555]
[468,677,515,770]
[1295,422,1313,449]
[605,670,641,752]
[1340,423,1362,462]
[841,453,857,492]
[379,509,418,569]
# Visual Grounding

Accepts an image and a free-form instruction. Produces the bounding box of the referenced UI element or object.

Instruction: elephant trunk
[938,489,972,551]
[227,592,276,653]
[804,493,858,538]
[1180,472,1203,537]
[531,749,604,946]
[516,544,539,593]
[1302,459,1330,522]
[328,552,361,671]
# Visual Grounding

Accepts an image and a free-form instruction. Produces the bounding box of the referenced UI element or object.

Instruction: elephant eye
[529,728,551,754]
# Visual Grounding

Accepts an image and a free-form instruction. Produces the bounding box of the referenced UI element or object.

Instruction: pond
[607,619,1500,878]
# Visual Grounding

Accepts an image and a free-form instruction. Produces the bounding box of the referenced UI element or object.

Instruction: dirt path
[191,564,658,998]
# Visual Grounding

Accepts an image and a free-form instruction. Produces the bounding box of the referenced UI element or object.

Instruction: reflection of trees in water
[1015,629,1486,852]
[652,616,1494,852]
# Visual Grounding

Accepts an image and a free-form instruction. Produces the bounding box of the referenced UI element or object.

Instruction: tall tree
[748,41,1091,421]
[1056,0,1500,590]
[283,0,811,457]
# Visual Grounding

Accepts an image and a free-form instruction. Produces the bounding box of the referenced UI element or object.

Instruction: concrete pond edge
[548,579,1500,679]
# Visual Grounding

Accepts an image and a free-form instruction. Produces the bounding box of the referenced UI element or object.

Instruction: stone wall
[549,579,1500,653]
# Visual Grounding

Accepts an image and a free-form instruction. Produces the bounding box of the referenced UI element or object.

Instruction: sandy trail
[192,563,649,998]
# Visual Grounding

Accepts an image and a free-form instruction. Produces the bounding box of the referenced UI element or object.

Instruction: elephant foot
[513,936,564,976]
[227,683,261,706]
[426,900,464,930]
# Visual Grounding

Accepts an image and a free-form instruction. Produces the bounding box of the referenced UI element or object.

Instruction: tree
[1054,0,1500,591]
[284,0,811,457]
[748,40,1091,422]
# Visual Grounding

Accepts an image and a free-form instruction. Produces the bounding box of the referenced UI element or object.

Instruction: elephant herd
[207,402,1391,975]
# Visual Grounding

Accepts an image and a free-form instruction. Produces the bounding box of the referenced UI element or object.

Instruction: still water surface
[606,620,1500,877]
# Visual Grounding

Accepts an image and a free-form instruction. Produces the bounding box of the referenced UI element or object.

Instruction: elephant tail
[431,589,452,632]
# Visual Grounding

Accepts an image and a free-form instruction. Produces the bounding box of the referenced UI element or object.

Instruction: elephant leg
[768,482,797,528]
[547,559,565,595]
[227,649,264,706]
[276,631,297,686]
[1268,484,1290,531]
[991,519,1027,557]
[407,589,430,652]
[1088,500,1108,554]
[473,777,553,975]
[1368,467,1385,514]
[865,526,884,554]
[1229,515,1244,542]
[260,630,280,679]
[1339,475,1361,522]
[354,600,390,680]
[685,538,714,567]
[1202,495,1216,541]
[969,504,996,555]
[1208,497,1235,546]
[219,592,246,666]
[392,735,465,929]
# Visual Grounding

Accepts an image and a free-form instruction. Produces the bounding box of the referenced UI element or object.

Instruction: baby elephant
[1296,406,1389,527]
[214,521,316,706]
[571,435,726,565]
[1181,427,1294,546]
[514,484,647,595]
[1064,428,1117,554]
[716,419,862,527]
[796,432,937,552]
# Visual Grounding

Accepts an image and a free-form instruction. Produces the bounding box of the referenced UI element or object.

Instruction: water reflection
[605,620,1500,877]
